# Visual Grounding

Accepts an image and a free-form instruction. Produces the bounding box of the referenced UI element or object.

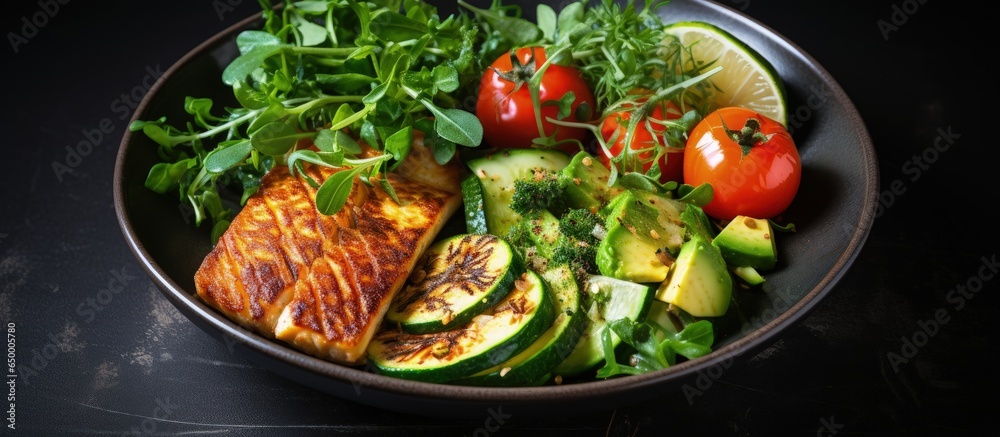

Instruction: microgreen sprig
[132,0,487,242]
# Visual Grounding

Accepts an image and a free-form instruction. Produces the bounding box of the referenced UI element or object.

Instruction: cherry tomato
[476,47,596,152]
[683,107,801,220]
[598,98,685,183]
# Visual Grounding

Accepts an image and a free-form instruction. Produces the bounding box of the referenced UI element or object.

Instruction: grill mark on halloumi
[260,166,325,269]
[196,241,245,316]
[221,207,294,321]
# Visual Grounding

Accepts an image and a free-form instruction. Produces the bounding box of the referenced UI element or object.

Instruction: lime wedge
[664,21,788,126]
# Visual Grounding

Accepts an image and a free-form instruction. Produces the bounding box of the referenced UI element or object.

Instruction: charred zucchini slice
[367,270,555,383]
[384,234,524,334]
[459,264,587,386]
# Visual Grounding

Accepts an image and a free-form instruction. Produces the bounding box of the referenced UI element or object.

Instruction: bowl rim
[113,0,879,406]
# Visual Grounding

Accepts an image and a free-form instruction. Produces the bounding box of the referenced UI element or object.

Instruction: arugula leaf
[204,140,253,174]
[536,4,557,42]
[371,10,429,43]
[250,122,300,155]
[458,0,542,46]
[315,167,364,215]
[422,101,482,147]
[236,30,282,55]
[222,44,286,86]
[596,317,716,378]
[144,159,195,193]
[678,182,714,206]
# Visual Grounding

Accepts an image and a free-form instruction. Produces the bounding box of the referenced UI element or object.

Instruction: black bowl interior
[113,0,878,418]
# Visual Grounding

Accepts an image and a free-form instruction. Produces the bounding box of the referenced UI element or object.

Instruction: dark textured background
[2,0,996,435]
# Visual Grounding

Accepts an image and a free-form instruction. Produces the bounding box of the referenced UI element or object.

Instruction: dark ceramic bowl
[113,0,877,418]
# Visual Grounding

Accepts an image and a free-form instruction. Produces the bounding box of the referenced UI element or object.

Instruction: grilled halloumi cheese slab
[194,140,462,365]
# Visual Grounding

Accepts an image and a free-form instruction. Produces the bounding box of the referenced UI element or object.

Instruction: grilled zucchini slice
[384,234,524,334]
[367,270,555,383]
[460,264,587,386]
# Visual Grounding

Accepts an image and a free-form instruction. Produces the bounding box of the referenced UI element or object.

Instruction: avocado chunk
[655,205,733,317]
[559,152,624,212]
[732,265,766,286]
[596,189,686,283]
[712,215,777,270]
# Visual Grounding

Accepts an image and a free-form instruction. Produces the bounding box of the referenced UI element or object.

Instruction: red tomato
[683,107,801,220]
[476,47,596,152]
[598,98,685,183]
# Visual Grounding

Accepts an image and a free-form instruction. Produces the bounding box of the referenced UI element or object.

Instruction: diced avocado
[558,152,624,212]
[595,190,686,283]
[644,299,680,343]
[712,215,777,270]
[655,206,733,317]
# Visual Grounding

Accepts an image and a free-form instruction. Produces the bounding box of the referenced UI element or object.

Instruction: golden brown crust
[194,141,462,365]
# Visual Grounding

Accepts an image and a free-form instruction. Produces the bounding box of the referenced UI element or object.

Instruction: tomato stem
[721,116,769,157]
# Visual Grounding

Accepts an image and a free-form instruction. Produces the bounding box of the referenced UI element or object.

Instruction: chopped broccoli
[552,238,597,273]
[559,208,602,241]
[504,220,534,252]
[509,171,566,216]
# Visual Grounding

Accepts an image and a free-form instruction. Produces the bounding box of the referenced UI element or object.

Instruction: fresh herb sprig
[132,0,487,242]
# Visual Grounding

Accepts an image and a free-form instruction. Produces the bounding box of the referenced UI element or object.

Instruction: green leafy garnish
[596,318,714,378]
[132,0,488,239]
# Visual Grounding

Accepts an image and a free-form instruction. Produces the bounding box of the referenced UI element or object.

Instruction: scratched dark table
[2,0,997,435]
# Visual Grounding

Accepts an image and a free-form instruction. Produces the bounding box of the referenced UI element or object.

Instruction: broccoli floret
[509,171,566,216]
[548,209,604,274]
[559,208,602,241]
[504,220,534,252]
[552,238,597,273]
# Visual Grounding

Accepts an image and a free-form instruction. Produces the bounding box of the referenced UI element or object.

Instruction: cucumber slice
[460,264,587,386]
[461,174,489,234]
[367,270,555,383]
[384,234,524,334]
[552,275,653,379]
[465,149,572,237]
